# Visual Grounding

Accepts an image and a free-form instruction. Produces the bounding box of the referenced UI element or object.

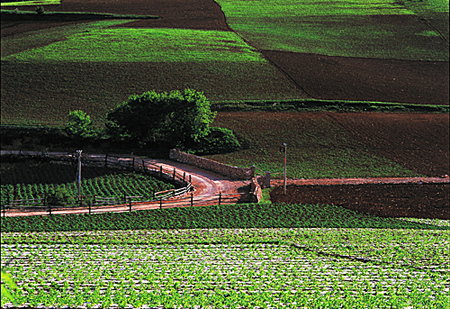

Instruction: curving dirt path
[1,152,249,217]
[3,151,450,218]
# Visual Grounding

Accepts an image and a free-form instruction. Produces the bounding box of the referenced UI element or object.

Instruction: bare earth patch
[262,50,449,105]
[270,182,449,220]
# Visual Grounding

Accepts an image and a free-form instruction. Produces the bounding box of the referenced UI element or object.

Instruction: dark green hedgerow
[211,99,449,113]
[1,203,447,233]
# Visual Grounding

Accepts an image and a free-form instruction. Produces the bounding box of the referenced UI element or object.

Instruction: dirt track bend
[2,151,449,217]
[1,151,249,217]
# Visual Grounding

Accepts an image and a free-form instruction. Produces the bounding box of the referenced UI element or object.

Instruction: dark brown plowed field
[327,113,450,177]
[262,50,449,105]
[1,0,230,32]
[270,183,450,220]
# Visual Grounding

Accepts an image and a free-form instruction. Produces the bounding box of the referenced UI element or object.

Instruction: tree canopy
[106,89,216,147]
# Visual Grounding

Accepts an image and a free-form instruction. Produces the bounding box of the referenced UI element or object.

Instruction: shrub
[189,127,241,155]
[35,6,44,15]
[45,187,74,207]
[64,110,97,141]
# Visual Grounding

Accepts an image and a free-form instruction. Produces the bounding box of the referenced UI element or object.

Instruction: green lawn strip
[1,62,305,127]
[2,28,266,62]
[1,0,59,6]
[207,112,421,179]
[216,0,449,60]
[1,9,160,20]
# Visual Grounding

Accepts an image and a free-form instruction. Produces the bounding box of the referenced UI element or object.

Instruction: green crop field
[2,204,449,308]
[216,0,449,60]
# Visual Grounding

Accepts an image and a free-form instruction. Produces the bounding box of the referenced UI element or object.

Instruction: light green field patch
[415,30,441,36]
[217,0,449,60]
[217,0,415,17]
[0,0,59,6]
[1,20,130,58]
[3,28,266,62]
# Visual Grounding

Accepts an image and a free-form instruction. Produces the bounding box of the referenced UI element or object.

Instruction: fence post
[132,157,135,170]
[89,200,92,215]
[219,192,222,206]
[160,166,163,178]
[48,204,52,216]
[160,197,162,209]
[189,175,191,184]
[173,168,176,181]
[190,193,194,207]
[183,172,186,182]
[105,154,108,168]
[129,198,132,212]
[142,160,146,173]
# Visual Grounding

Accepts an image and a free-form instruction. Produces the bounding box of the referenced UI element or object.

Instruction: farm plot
[0,161,175,201]
[207,112,422,179]
[1,243,449,308]
[215,0,449,104]
[1,22,305,126]
[215,0,448,61]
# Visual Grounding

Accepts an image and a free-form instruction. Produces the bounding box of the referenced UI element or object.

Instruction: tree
[106,89,216,147]
[64,110,96,140]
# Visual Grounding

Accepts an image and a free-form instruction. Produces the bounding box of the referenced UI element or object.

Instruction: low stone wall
[169,149,254,180]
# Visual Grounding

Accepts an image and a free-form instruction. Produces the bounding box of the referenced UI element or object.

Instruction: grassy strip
[2,203,447,233]
[1,9,159,19]
[1,0,59,5]
[211,99,450,113]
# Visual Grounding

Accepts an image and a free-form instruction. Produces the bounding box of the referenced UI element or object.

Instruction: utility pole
[280,143,287,194]
[76,150,82,198]
[283,143,287,194]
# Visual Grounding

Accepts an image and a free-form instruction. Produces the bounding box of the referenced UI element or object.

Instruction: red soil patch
[270,183,450,220]
[261,50,449,105]
[326,113,450,177]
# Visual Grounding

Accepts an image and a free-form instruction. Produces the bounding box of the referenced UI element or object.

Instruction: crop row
[1,243,448,308]
[1,171,174,201]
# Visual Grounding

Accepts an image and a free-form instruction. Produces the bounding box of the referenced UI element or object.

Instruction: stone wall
[169,149,255,180]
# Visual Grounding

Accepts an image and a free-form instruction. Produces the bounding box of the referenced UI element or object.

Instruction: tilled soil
[270,183,449,220]
[326,113,450,177]
[262,50,449,105]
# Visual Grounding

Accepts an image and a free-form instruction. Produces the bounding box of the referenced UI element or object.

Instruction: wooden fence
[1,152,248,217]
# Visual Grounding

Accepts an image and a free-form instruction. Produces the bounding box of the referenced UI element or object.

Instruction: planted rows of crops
[2,203,449,307]
[1,243,448,308]
[0,161,175,202]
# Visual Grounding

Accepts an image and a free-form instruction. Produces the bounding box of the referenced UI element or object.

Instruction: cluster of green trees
[65,89,240,155]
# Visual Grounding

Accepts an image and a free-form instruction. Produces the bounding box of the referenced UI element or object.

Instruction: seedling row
[2,243,449,308]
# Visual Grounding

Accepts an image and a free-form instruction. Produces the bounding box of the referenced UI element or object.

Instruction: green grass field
[216,0,449,60]
[207,112,420,179]
[3,27,266,63]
